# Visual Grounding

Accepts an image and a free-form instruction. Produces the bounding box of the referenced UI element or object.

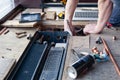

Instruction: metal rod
[72,49,80,59]
[101,37,120,76]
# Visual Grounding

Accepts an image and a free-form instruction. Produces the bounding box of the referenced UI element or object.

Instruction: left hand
[83,24,100,34]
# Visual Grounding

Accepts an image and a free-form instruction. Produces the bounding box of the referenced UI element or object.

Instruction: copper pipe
[101,37,120,76]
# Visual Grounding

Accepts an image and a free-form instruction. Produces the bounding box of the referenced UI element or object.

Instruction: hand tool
[101,37,120,76]
[72,49,81,59]
[58,11,65,19]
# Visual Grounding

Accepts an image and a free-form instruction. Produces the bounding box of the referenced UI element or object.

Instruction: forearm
[96,0,113,32]
[64,0,79,22]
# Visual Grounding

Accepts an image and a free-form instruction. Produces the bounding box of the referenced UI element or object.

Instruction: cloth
[109,0,120,26]
[111,0,120,5]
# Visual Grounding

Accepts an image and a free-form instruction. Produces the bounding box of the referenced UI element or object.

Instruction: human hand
[64,20,75,36]
[83,24,101,35]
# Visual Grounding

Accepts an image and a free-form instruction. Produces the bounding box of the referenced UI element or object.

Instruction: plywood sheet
[0,29,30,61]
[1,20,36,27]
[0,58,15,80]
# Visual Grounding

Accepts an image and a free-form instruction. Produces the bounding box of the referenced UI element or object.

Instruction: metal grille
[73,9,98,20]
[39,47,64,80]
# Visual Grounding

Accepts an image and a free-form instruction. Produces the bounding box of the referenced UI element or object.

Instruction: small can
[67,55,95,79]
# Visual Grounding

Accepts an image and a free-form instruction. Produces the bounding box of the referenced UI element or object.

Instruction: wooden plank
[46,11,56,20]
[39,20,96,27]
[0,58,16,80]
[1,20,36,28]
[1,8,43,28]
[0,27,36,79]
[0,28,35,61]
[62,36,89,80]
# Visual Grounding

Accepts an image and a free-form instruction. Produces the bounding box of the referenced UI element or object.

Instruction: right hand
[83,24,101,34]
[64,20,75,36]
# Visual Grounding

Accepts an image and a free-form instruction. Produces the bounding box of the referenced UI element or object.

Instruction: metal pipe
[101,37,120,76]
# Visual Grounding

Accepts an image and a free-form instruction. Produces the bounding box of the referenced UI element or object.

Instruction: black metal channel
[7,31,48,80]
[58,35,70,80]
[32,31,70,80]
[32,43,53,80]
[7,31,69,80]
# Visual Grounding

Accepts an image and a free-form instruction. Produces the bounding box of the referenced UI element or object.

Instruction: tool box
[7,31,69,80]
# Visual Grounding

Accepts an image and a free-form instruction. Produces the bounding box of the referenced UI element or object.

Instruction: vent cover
[73,8,98,20]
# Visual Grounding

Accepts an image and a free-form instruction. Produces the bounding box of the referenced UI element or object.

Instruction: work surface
[0,27,120,80]
[0,27,36,80]
[62,27,120,80]
[1,7,120,80]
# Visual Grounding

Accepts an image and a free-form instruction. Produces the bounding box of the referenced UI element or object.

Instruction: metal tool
[72,49,81,59]
[101,37,120,76]
[58,11,65,19]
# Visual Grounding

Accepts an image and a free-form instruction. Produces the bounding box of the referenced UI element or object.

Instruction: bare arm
[96,0,113,32]
[84,0,113,34]
[64,0,79,35]
[64,0,79,21]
